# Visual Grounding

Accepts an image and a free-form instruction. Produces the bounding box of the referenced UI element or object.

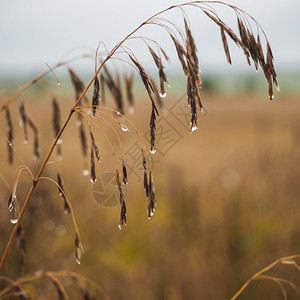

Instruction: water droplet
[8,203,13,212]
[116,111,121,116]
[129,106,135,114]
[24,139,28,144]
[200,107,208,117]
[82,169,90,176]
[150,211,154,217]
[120,123,129,132]
[57,138,63,145]
[159,92,167,98]
[76,120,82,127]
[76,258,81,265]
[150,148,156,154]
[10,218,18,224]
[118,224,122,230]
[90,177,97,183]
[190,125,198,133]
[19,120,23,127]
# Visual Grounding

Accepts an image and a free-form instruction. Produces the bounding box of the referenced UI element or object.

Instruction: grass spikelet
[160,46,170,63]
[124,73,134,113]
[220,28,232,64]
[149,104,157,154]
[148,46,161,68]
[170,34,188,75]
[19,100,28,144]
[122,161,128,186]
[16,224,26,273]
[79,122,88,157]
[68,68,88,104]
[99,73,106,105]
[128,54,159,115]
[57,170,71,214]
[90,142,96,183]
[75,231,84,264]
[27,117,40,161]
[116,169,127,229]
[148,171,156,218]
[5,107,14,164]
[150,78,164,110]
[89,125,100,162]
[52,97,62,155]
[92,75,100,118]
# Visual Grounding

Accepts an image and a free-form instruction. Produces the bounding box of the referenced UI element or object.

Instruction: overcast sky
[1,0,299,75]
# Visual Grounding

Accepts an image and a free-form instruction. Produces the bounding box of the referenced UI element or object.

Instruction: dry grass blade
[220,27,232,64]
[5,107,14,164]
[48,275,70,300]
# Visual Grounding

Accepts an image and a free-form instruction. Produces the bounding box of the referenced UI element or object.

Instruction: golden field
[1,89,300,299]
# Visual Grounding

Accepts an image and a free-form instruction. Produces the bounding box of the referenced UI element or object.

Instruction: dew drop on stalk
[116,111,121,116]
[190,125,198,133]
[118,224,122,230]
[150,148,156,154]
[82,169,90,176]
[57,138,63,145]
[159,92,167,98]
[57,82,61,86]
[120,123,129,132]
[76,120,82,127]
[10,217,18,224]
[90,177,97,183]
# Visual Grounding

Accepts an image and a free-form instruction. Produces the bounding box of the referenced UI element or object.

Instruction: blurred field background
[0,70,300,299]
[1,0,300,298]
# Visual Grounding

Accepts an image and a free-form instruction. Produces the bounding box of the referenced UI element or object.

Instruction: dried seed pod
[124,73,134,113]
[122,161,128,186]
[68,68,88,104]
[75,231,84,264]
[220,28,232,65]
[5,107,14,164]
[19,100,28,143]
[92,76,100,117]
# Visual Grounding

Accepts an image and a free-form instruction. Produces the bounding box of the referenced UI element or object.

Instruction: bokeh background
[1,0,300,299]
